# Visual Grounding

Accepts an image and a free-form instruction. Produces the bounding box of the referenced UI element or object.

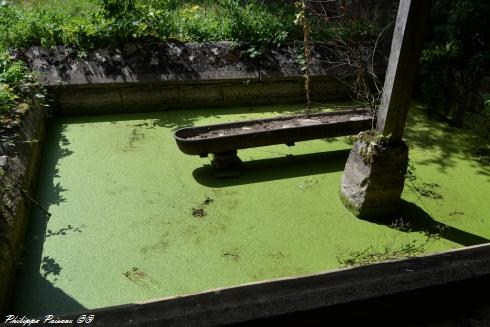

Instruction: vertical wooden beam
[376,0,432,141]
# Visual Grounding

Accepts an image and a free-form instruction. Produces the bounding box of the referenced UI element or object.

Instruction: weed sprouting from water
[405,160,444,200]
[337,218,444,268]
[337,240,425,268]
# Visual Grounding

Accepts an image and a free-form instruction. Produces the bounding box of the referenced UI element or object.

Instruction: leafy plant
[224,0,297,57]
[0,83,17,111]
[0,0,300,51]
[175,3,227,42]
[354,130,392,164]
[97,0,174,43]
[0,52,27,88]
[419,0,490,122]
[0,52,25,113]
[0,51,44,121]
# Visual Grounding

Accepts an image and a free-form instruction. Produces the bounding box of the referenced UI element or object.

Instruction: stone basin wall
[0,100,46,314]
[22,42,359,115]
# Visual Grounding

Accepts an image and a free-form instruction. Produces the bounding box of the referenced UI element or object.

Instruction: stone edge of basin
[0,100,46,315]
[18,42,375,115]
[59,243,490,327]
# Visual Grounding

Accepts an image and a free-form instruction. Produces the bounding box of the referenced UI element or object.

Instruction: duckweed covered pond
[12,104,490,316]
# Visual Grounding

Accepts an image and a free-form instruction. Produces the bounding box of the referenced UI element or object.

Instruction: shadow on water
[193,149,350,187]
[405,106,490,180]
[10,119,86,316]
[364,200,490,247]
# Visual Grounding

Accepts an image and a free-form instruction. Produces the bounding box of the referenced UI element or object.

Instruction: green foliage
[0,51,43,117]
[223,0,298,57]
[99,0,136,17]
[355,130,392,164]
[0,52,26,88]
[485,95,490,113]
[0,0,299,52]
[0,52,29,111]
[0,83,17,111]
[0,0,102,49]
[174,3,230,42]
[97,0,174,44]
[419,0,490,110]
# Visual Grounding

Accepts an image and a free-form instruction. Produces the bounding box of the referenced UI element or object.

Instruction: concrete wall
[0,100,46,314]
[25,42,349,115]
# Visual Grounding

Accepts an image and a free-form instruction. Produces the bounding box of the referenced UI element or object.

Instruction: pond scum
[11,103,490,316]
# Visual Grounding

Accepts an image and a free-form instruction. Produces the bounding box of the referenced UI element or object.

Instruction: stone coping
[24,42,345,87]
[21,42,372,115]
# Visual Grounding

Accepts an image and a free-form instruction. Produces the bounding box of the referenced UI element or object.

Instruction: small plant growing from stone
[354,130,392,164]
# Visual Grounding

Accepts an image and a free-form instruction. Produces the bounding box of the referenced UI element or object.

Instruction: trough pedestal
[339,140,408,219]
[211,151,242,178]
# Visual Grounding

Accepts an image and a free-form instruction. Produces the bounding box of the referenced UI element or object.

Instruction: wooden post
[376,0,432,141]
[340,0,433,218]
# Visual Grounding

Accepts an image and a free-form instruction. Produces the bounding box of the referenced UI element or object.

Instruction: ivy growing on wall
[419,0,490,123]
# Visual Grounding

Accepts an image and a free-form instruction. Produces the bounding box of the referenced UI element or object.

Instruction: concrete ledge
[23,43,350,115]
[0,100,46,315]
[60,244,490,326]
[46,79,329,115]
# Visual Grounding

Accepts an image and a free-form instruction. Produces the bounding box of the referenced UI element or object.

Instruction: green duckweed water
[12,104,490,315]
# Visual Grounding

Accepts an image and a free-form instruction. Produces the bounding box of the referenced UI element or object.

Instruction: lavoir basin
[11,104,490,316]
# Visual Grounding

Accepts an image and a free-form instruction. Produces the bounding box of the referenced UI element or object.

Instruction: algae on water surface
[12,104,490,315]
